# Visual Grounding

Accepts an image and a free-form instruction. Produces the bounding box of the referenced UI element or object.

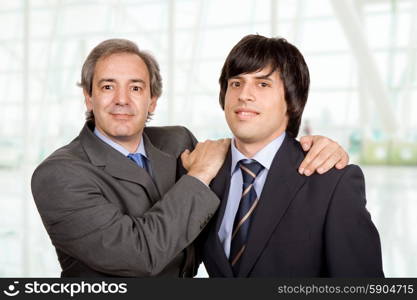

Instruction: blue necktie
[127,153,148,172]
[229,160,264,274]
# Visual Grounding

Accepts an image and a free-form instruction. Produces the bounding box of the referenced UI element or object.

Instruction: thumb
[181,149,190,162]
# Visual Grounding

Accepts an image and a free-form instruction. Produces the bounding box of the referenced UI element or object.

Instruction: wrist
[187,170,213,185]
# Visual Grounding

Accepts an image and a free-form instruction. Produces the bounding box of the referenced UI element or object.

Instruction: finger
[315,145,345,173]
[302,143,339,175]
[298,138,330,174]
[299,135,314,151]
[335,150,349,169]
[316,153,341,174]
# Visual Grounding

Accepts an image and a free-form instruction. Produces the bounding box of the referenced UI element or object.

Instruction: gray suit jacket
[31,121,219,277]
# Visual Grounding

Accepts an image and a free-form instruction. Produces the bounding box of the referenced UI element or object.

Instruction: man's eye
[230,81,240,87]
[260,82,270,87]
[103,85,113,90]
[132,86,141,92]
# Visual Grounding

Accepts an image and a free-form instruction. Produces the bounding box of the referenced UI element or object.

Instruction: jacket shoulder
[317,163,363,181]
[282,136,364,181]
[144,126,197,155]
[37,136,87,166]
[31,137,90,184]
[144,126,194,141]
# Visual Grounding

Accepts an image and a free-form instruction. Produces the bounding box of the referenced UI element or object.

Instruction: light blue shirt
[218,132,286,258]
[94,127,149,165]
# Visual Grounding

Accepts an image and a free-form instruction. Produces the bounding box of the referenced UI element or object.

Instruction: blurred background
[0,0,416,277]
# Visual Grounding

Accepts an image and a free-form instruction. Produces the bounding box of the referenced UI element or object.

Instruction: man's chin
[109,126,139,139]
[232,130,259,144]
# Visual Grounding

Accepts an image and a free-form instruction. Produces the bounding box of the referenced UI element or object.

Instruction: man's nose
[114,87,130,105]
[238,83,255,102]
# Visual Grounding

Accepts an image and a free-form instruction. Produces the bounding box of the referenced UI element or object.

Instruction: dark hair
[219,34,310,137]
[78,38,162,122]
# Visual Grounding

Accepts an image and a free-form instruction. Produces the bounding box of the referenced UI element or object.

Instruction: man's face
[84,52,157,142]
[224,67,288,147]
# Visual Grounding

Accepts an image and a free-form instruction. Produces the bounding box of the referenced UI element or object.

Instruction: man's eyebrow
[229,71,275,81]
[229,75,243,80]
[130,79,146,84]
[97,78,115,84]
[97,78,146,84]
[254,74,273,80]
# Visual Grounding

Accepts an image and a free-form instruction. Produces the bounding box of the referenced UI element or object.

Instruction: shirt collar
[230,132,286,174]
[93,127,148,158]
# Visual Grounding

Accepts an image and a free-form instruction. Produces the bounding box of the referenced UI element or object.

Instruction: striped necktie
[229,160,264,275]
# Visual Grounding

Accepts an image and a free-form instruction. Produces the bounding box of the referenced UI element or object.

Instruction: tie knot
[127,153,146,168]
[239,160,264,185]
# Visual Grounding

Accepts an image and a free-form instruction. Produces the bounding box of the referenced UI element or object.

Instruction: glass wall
[0,0,416,277]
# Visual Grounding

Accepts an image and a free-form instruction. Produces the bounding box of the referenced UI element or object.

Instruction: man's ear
[148,96,158,113]
[83,89,93,112]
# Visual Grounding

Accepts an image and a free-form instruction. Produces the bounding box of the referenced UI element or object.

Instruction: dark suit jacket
[31,122,219,277]
[202,135,384,277]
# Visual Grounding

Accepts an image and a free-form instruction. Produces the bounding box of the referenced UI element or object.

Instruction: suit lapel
[79,122,161,203]
[237,136,307,277]
[206,150,234,277]
[211,150,232,232]
[142,132,176,201]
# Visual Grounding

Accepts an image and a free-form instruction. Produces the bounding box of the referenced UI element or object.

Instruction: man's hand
[181,138,231,185]
[298,135,349,176]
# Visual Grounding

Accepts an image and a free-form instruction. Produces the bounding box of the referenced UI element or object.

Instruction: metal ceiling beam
[22,0,30,277]
[397,0,417,134]
[166,0,175,124]
[330,0,398,135]
[270,0,278,36]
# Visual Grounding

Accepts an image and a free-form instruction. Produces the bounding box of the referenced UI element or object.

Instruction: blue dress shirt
[93,128,151,173]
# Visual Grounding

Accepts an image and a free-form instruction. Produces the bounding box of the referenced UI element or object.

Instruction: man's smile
[234,108,260,120]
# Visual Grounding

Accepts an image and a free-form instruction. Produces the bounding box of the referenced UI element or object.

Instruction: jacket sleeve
[31,160,219,277]
[176,126,198,180]
[177,127,202,277]
[324,165,384,277]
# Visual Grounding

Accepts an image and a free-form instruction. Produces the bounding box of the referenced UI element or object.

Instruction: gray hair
[79,38,162,121]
